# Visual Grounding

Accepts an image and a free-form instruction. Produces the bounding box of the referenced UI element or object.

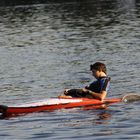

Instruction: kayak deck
[0,98,121,116]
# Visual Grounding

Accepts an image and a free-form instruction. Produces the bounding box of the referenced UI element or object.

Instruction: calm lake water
[0,0,140,139]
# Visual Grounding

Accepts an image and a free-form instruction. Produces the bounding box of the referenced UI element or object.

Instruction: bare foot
[58,95,72,99]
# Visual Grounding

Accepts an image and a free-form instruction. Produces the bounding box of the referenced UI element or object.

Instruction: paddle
[121,93,140,103]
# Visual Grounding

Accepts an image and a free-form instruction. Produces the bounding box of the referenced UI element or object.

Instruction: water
[0,0,140,139]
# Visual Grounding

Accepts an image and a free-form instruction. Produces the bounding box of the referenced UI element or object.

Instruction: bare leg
[58,95,72,99]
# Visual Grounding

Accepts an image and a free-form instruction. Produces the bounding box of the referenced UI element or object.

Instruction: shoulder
[100,77,111,91]
[99,76,110,81]
[99,76,110,85]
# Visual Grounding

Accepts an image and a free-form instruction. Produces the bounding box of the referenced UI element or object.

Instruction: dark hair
[90,62,107,74]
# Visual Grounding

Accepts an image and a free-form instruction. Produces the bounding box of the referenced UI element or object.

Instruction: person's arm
[88,90,107,101]
[86,77,110,100]
[82,88,107,101]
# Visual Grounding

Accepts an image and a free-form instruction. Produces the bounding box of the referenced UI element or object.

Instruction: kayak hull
[0,98,121,115]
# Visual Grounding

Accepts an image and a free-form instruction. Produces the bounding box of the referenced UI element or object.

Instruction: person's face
[91,69,100,79]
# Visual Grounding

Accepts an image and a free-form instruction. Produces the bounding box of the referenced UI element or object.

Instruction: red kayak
[0,98,121,116]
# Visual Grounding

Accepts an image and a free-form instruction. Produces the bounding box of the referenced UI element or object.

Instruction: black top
[85,76,110,93]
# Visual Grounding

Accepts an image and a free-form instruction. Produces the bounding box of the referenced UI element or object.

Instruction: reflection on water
[59,110,112,127]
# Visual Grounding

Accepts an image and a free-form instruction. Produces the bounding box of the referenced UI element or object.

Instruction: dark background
[0,0,139,6]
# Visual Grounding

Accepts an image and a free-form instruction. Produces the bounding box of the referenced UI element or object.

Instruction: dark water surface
[0,0,140,139]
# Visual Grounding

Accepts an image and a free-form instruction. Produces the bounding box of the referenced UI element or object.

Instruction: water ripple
[0,0,140,139]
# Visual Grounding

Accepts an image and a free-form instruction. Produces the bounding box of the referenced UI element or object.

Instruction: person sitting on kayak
[59,62,110,101]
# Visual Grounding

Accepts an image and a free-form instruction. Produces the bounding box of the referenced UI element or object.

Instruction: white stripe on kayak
[11,98,83,107]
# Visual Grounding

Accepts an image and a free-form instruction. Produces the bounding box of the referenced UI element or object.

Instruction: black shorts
[65,89,87,98]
